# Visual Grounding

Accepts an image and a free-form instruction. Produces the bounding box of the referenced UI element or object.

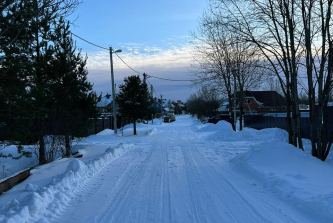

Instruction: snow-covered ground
[0,115,333,223]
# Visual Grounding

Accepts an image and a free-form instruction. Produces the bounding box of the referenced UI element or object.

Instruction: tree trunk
[286,92,293,145]
[322,131,333,161]
[65,133,71,157]
[228,96,236,131]
[133,119,137,135]
[39,135,46,165]
[238,88,244,131]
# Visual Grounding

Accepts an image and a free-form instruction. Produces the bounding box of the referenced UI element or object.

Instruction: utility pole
[161,94,163,119]
[143,73,147,85]
[109,47,122,134]
[160,94,166,120]
[151,85,153,99]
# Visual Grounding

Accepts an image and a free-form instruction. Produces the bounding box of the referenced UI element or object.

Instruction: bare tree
[186,86,221,121]
[207,0,333,159]
[210,0,305,148]
[190,10,266,131]
[264,78,285,97]
[301,0,333,160]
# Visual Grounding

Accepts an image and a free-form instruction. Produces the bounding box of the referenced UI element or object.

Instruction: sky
[68,0,208,102]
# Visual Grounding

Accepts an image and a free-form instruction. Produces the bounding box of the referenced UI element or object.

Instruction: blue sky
[68,0,207,102]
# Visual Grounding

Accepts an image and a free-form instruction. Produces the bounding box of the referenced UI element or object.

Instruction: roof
[97,98,112,108]
[243,91,286,107]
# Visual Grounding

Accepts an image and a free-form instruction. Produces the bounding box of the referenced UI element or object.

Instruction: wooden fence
[85,116,133,136]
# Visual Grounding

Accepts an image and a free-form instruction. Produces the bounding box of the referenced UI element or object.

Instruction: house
[166,100,175,113]
[218,101,230,113]
[96,98,112,114]
[152,98,167,118]
[240,91,286,113]
[172,100,187,114]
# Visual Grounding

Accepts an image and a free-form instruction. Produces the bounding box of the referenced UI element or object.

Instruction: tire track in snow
[181,146,231,223]
[95,146,154,222]
[188,145,291,223]
[137,143,165,222]
[50,146,142,223]
[161,145,172,223]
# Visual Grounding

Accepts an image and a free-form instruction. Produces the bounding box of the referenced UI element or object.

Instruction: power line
[147,74,194,82]
[70,33,204,82]
[147,78,159,98]
[71,32,143,75]
[71,32,108,50]
[114,53,142,74]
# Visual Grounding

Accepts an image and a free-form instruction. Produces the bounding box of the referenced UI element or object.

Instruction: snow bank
[201,121,289,143]
[205,121,233,130]
[0,143,133,223]
[232,139,333,220]
[96,129,114,136]
[0,145,38,182]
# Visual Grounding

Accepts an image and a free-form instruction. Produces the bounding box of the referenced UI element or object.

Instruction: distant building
[228,91,287,114]
[172,100,187,114]
[241,91,287,113]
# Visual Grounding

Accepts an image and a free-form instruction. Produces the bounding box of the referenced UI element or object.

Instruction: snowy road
[48,117,319,223]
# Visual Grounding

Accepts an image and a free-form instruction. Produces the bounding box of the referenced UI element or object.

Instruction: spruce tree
[0,0,81,164]
[116,75,154,135]
[50,18,99,157]
[0,0,37,143]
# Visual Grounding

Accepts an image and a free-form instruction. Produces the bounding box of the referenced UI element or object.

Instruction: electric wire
[71,32,109,50]
[147,74,194,82]
[70,32,200,82]
[114,53,142,74]
[147,78,160,98]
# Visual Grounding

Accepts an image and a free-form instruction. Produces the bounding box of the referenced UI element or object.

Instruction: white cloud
[83,37,198,101]
[85,45,194,71]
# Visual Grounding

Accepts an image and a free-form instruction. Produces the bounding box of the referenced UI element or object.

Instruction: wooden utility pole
[151,85,153,98]
[143,73,147,85]
[109,47,117,134]
[160,94,166,120]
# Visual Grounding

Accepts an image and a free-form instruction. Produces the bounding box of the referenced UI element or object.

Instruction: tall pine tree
[50,18,99,157]
[0,0,83,164]
[116,75,154,135]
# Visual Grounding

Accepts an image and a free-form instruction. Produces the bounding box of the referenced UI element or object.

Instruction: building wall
[242,98,258,112]
[242,98,287,113]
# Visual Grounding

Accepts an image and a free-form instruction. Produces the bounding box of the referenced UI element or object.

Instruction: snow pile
[0,143,133,223]
[96,129,114,136]
[146,128,156,136]
[201,121,289,143]
[232,140,333,220]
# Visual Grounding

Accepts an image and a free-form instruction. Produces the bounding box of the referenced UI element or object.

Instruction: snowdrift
[232,138,333,220]
[0,143,133,223]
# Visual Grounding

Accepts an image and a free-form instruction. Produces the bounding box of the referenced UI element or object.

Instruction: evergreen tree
[0,0,37,143]
[50,18,99,157]
[116,75,154,135]
[0,0,81,164]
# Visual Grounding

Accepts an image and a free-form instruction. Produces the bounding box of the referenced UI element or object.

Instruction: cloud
[84,36,194,72]
[83,36,198,101]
